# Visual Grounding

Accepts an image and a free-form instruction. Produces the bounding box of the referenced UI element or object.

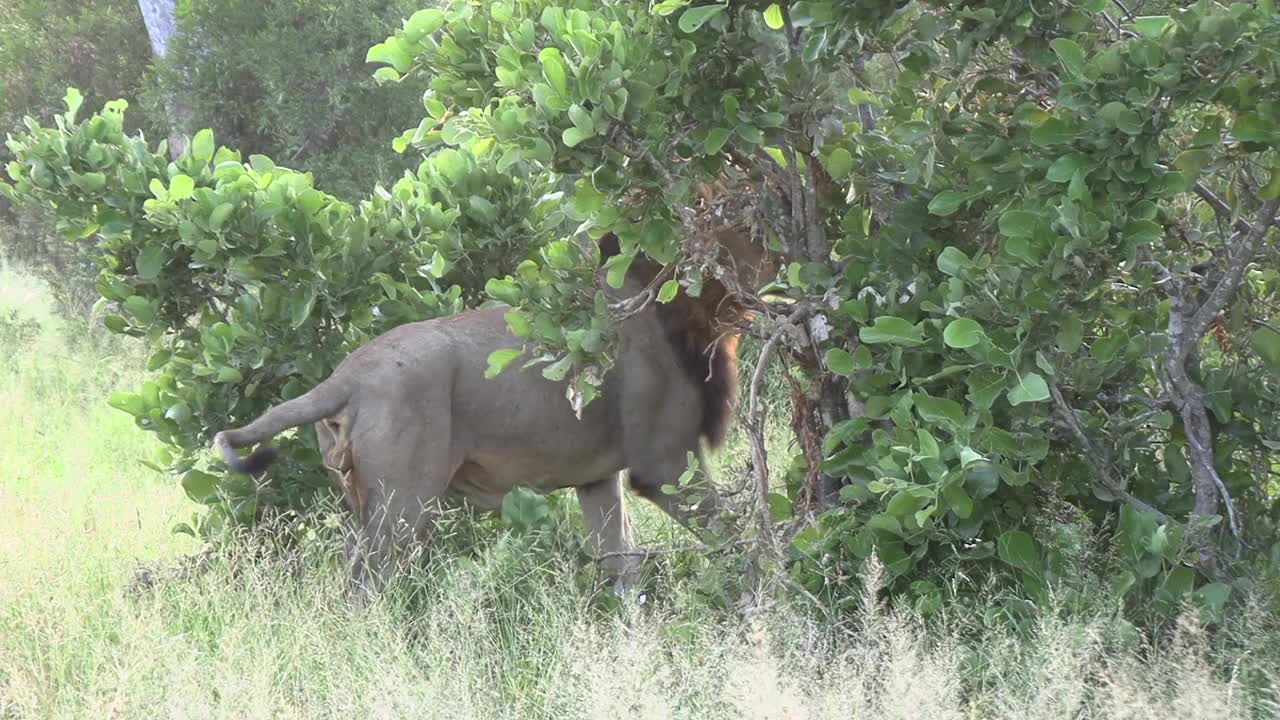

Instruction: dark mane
[598,232,741,448]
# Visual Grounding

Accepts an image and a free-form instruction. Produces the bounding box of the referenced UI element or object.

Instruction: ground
[0,266,1274,719]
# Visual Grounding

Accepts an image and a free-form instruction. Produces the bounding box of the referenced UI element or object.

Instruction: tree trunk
[136,0,189,159]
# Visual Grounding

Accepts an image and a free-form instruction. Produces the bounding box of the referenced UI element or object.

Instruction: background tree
[136,0,189,158]
[145,0,427,200]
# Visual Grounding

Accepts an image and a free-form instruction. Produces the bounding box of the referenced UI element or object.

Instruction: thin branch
[1186,198,1280,348]
[746,304,812,550]
[1049,383,1172,524]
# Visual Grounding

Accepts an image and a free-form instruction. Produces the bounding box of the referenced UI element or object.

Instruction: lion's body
[213,230,774,592]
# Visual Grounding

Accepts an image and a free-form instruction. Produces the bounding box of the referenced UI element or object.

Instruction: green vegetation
[4,1,1280,712]
[2,273,1278,717]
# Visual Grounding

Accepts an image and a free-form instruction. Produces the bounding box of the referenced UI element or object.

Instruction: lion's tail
[213,377,352,474]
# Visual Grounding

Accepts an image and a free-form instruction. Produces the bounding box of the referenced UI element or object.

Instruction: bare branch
[746,304,812,550]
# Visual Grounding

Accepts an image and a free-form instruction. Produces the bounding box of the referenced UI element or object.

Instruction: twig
[746,304,813,549]
[1185,198,1280,344]
[1049,383,1171,525]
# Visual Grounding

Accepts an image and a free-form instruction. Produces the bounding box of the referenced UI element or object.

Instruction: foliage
[146,0,429,200]
[0,0,157,141]
[6,0,1280,625]
[3,95,561,534]
[0,0,162,312]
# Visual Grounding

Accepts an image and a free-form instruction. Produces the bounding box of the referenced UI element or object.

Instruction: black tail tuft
[228,446,278,474]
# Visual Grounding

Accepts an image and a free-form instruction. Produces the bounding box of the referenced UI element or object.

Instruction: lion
[212,228,778,595]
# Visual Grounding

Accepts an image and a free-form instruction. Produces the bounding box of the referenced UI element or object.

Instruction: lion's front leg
[576,474,642,595]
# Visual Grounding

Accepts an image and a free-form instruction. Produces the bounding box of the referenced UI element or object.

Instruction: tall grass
[1,269,1277,719]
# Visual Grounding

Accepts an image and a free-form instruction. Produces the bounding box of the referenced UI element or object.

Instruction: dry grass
[1,270,1277,719]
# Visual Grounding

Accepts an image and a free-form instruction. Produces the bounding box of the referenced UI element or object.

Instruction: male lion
[213,229,777,594]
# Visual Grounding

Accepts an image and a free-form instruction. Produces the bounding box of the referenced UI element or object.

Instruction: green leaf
[505,310,531,339]
[825,348,854,377]
[915,393,966,430]
[943,319,984,349]
[107,391,146,418]
[767,492,793,522]
[823,148,853,180]
[1172,149,1210,177]
[290,287,317,329]
[928,191,972,216]
[403,8,445,42]
[1250,327,1280,373]
[124,296,154,324]
[1049,37,1086,77]
[568,104,595,133]
[848,88,882,107]
[657,279,680,303]
[916,429,940,459]
[1259,167,1280,201]
[168,174,194,201]
[965,462,1000,499]
[429,250,448,278]
[860,316,924,346]
[966,370,1006,410]
[562,127,592,148]
[997,530,1040,574]
[942,484,973,519]
[486,348,523,379]
[704,127,732,155]
[75,172,107,192]
[735,124,763,144]
[1046,153,1086,183]
[1125,219,1162,245]
[298,189,325,215]
[678,4,726,33]
[136,246,165,281]
[164,401,192,423]
[1057,314,1084,353]
[486,278,522,305]
[1193,582,1232,622]
[1007,372,1050,406]
[604,252,634,289]
[1115,110,1144,135]
[191,128,214,163]
[366,40,413,74]
[1233,113,1279,144]
[539,47,568,97]
[215,366,243,384]
[63,87,84,123]
[1133,15,1171,38]
[1031,118,1074,146]
[182,470,219,503]
[763,3,784,29]
[936,246,973,276]
[209,203,234,232]
[998,210,1038,237]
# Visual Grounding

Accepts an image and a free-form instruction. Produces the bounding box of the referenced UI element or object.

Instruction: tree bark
[1162,197,1279,579]
[136,0,189,159]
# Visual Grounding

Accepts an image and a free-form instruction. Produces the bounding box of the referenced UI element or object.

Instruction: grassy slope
[0,268,1275,719]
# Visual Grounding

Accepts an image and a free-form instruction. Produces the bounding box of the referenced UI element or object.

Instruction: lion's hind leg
[339,400,454,601]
